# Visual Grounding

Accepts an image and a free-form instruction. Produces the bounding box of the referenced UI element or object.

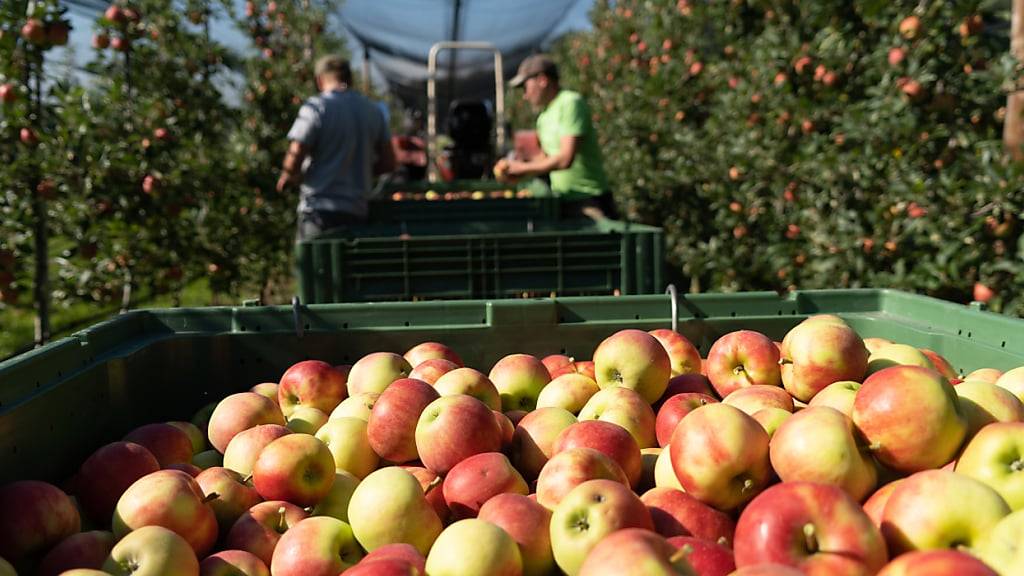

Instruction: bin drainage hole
[404,321,410,327]
[561,348,567,354]
[1002,341,1007,348]
[57,371,62,377]
[958,329,962,335]
[968,332,972,338]
[255,325,261,331]
[343,323,349,329]
[35,381,40,388]
[730,312,736,317]
[635,314,641,320]
[304,323,310,330]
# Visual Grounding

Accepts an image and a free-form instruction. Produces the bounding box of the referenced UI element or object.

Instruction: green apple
[329,392,379,421]
[978,508,1024,574]
[433,368,502,410]
[866,343,936,376]
[347,352,411,396]
[311,471,360,522]
[956,422,1024,510]
[751,407,792,438]
[780,316,868,402]
[192,449,223,470]
[593,329,672,404]
[510,407,577,481]
[807,380,860,418]
[536,373,601,414]
[285,405,329,434]
[578,386,657,448]
[102,525,199,576]
[489,353,551,412]
[168,421,206,455]
[315,417,379,479]
[995,366,1024,403]
[347,467,442,555]
[425,519,522,576]
[954,380,1024,438]
[654,445,683,490]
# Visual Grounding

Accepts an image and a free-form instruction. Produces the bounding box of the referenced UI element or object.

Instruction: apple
[348,352,412,396]
[191,402,217,437]
[654,445,684,490]
[113,469,218,556]
[535,447,630,510]
[734,482,888,575]
[780,316,869,402]
[92,33,110,49]
[0,83,17,104]
[862,479,904,528]
[966,368,1003,384]
[751,407,792,438]
[401,466,450,523]
[403,341,463,367]
[807,380,860,417]
[166,462,203,477]
[956,422,1024,510]
[168,421,206,455]
[655,393,717,447]
[494,410,515,448]
[102,526,199,576]
[578,528,695,576]
[250,382,279,402]
[769,406,877,501]
[433,367,501,410]
[862,337,893,355]
[222,424,291,477]
[270,516,363,576]
[47,21,70,46]
[277,360,348,417]
[510,406,578,480]
[285,405,329,434]
[706,330,782,397]
[104,5,126,23]
[478,493,554,576]
[195,467,261,538]
[193,449,222,469]
[852,365,967,473]
[866,343,936,376]
[75,441,160,524]
[408,358,459,384]
[549,479,654,575]
[359,543,426,573]
[995,366,1024,403]
[877,549,997,576]
[252,434,336,506]
[315,416,379,479]
[536,373,600,414]
[978,508,1024,574]
[443,452,528,519]
[19,127,38,146]
[920,349,958,381]
[200,549,269,576]
[955,380,1024,438]
[207,392,285,453]
[311,471,359,522]
[347,467,442,555]
[542,354,575,375]
[21,19,46,45]
[649,329,703,377]
[489,353,551,411]
[123,422,194,467]
[593,329,672,404]
[667,536,735,576]
[330,391,380,421]
[551,360,598,381]
[658,374,716,407]
[0,480,80,561]
[553,420,643,488]
[425,519,522,576]
[723,385,793,415]
[669,403,772,511]
[881,469,1010,555]
[37,530,115,576]
[367,377,439,464]
[414,394,503,475]
[225,501,309,566]
[578,386,657,448]
[641,487,736,545]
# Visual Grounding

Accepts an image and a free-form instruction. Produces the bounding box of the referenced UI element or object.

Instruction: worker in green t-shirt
[498,54,614,219]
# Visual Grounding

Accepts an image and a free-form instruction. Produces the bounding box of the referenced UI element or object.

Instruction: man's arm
[507,134,578,177]
[373,136,397,175]
[276,140,309,192]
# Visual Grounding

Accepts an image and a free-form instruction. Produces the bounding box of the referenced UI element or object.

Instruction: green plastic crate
[295,219,665,303]
[3,289,1024,484]
[369,179,559,224]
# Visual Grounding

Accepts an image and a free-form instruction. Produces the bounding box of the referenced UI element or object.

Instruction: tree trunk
[1005,0,1024,159]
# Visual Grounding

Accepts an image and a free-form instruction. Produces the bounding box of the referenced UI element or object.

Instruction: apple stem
[277,506,288,532]
[803,523,818,553]
[1012,460,1024,473]
[668,546,690,564]
[779,358,792,366]
[202,492,220,503]
[242,473,254,484]
[424,476,443,495]
[868,442,882,452]
[732,365,746,376]
[741,478,754,493]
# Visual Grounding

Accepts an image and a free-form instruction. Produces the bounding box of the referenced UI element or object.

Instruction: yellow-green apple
[866,343,936,376]
[593,329,672,404]
[195,467,261,538]
[876,549,998,576]
[966,368,1003,384]
[807,381,860,417]
[733,481,887,575]
[862,479,904,528]
[656,392,717,447]
[751,408,792,438]
[285,405,329,434]
[978,508,1024,574]
[347,467,442,555]
[489,353,551,412]
[535,447,629,510]
[956,422,1024,510]
[578,528,696,576]
[403,341,463,368]
[955,380,1024,438]
[124,422,194,467]
[278,360,349,417]
[669,403,772,511]
[579,386,657,448]
[655,445,684,490]
[38,530,115,576]
[200,549,269,576]
[414,394,502,475]
[193,450,222,470]
[75,441,160,524]
[113,469,218,556]
[426,519,522,576]
[510,407,577,480]
[222,424,290,477]
[995,366,1024,403]
[723,385,794,416]
[478,493,554,576]
[706,330,782,398]
[862,337,893,355]
[852,365,967,473]
[329,392,379,421]
[658,374,716,408]
[191,402,217,437]
[553,420,643,488]
[880,469,1010,555]
[769,406,877,501]
[102,525,198,576]
[639,447,661,492]
[443,452,528,519]
[433,367,501,410]
[208,392,285,453]
[495,410,515,449]
[641,487,736,545]
[270,516,362,576]
[315,416,379,479]
[780,316,869,402]
[0,481,81,562]
[550,479,654,575]
[251,434,335,506]
[401,466,450,523]
[224,501,309,566]
[311,471,359,522]
[649,329,703,377]
[348,353,412,396]
[920,349,957,381]
[668,536,734,576]
[536,373,600,414]
[0,557,15,576]
[542,354,574,375]
[367,377,440,464]
[62,568,112,575]
[250,382,279,403]
[358,543,426,573]
[408,358,459,384]
[168,421,206,455]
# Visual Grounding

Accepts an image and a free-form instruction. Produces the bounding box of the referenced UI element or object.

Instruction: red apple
[995,367,1024,403]
[252,434,335,506]
[478,493,554,576]
[723,385,794,415]
[656,393,718,447]
[542,353,574,375]
[414,394,503,475]
[401,466,450,523]
[578,528,695,576]
[442,452,528,519]
[348,352,412,396]
[489,353,551,412]
[862,479,904,528]
[207,392,285,453]
[876,549,997,576]
[403,341,463,367]
[641,486,736,545]
[667,536,735,576]
[510,406,578,480]
[535,446,630,510]
[21,19,46,45]
[649,328,703,376]
[706,330,782,397]
[123,422,194,467]
[225,501,309,566]
[920,349,957,381]
[0,83,16,104]
[593,329,672,404]
[277,359,348,417]
[367,377,439,463]
[112,469,218,556]
[433,367,501,410]
[200,549,269,576]
[780,316,869,402]
[37,530,115,576]
[966,367,1004,384]
[553,419,643,488]
[408,358,458,384]
[494,410,515,449]
[92,33,110,49]
[47,21,69,46]
[222,424,291,478]
[0,480,80,561]
[19,127,38,146]
[359,543,426,574]
[657,374,716,408]
[75,441,160,524]
[270,516,363,576]
[111,36,131,52]
[195,467,262,538]
[105,5,126,24]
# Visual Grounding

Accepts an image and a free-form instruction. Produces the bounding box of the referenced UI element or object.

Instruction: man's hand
[276,171,298,193]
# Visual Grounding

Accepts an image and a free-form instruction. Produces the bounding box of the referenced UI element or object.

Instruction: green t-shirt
[535,90,608,198]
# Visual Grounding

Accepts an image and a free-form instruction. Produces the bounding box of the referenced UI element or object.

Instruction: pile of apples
[388,189,528,202]
[4,314,1024,576]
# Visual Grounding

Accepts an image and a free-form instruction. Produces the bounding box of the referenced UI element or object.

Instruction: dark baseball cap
[509,54,558,87]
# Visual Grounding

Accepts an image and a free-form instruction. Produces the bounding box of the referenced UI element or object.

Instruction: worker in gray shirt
[276,54,396,242]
